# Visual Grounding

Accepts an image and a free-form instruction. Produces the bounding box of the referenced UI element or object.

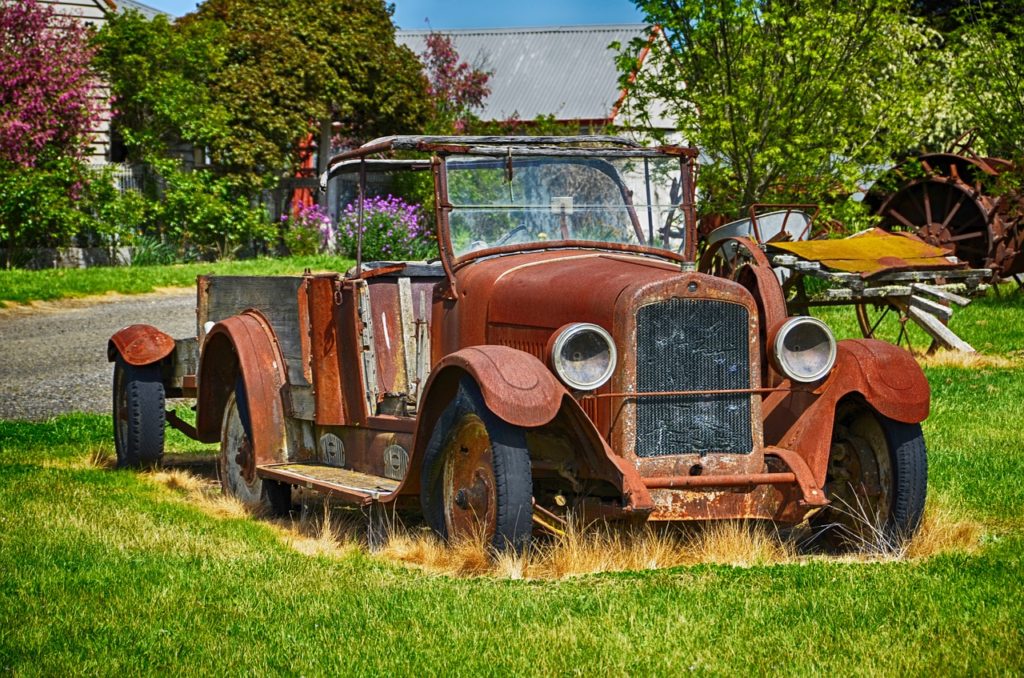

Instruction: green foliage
[95,1,429,195]
[151,160,273,260]
[91,11,228,163]
[936,3,1024,159]
[621,0,938,219]
[0,158,93,258]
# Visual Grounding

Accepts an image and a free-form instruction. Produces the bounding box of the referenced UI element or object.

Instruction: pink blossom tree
[0,0,103,167]
[421,32,490,133]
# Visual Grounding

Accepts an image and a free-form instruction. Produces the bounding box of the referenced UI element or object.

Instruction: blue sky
[135,0,646,27]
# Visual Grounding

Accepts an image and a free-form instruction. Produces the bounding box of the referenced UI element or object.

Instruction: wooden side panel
[200,276,308,387]
[308,275,346,425]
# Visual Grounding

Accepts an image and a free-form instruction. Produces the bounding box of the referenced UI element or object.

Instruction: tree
[421,32,490,133]
[619,0,938,222]
[941,2,1024,159]
[0,0,102,167]
[97,0,429,193]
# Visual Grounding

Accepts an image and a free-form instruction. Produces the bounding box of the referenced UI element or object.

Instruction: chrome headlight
[773,317,837,383]
[550,323,617,391]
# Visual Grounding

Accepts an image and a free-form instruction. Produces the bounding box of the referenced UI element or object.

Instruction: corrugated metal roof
[396,25,649,122]
[115,0,170,18]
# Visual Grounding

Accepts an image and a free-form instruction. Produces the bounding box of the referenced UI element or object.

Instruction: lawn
[0,291,1022,673]
[0,255,355,308]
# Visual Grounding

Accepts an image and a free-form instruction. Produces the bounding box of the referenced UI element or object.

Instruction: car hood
[456,250,684,331]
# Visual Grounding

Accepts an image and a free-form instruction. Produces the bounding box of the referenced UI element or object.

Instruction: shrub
[152,161,274,260]
[336,194,433,261]
[0,159,94,263]
[281,204,334,256]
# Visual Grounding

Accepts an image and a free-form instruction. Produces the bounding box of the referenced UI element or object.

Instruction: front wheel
[421,383,533,553]
[112,357,165,469]
[219,389,291,515]
[813,401,927,552]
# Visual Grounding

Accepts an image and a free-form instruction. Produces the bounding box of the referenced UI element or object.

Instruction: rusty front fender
[108,324,175,366]
[403,345,653,513]
[763,338,930,486]
[194,310,289,467]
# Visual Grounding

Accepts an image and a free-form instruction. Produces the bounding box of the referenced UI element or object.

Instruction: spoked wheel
[112,357,165,469]
[219,388,291,515]
[421,383,533,553]
[855,298,946,355]
[812,401,927,552]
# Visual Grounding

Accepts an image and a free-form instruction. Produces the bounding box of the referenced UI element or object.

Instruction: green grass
[0,255,355,308]
[1,294,1022,673]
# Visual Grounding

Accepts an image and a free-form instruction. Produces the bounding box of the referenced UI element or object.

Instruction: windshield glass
[446,155,687,257]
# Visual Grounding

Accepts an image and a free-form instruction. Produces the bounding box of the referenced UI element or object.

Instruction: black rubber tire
[814,404,927,552]
[886,419,928,540]
[420,381,533,553]
[112,357,165,469]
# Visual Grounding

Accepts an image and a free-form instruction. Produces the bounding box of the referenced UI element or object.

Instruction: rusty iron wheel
[421,383,533,553]
[854,299,942,355]
[218,388,291,515]
[112,357,165,469]
[813,402,927,552]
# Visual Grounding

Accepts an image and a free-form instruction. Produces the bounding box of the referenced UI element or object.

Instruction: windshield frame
[321,137,699,292]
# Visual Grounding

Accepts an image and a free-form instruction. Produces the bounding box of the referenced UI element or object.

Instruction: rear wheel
[421,383,533,553]
[219,389,291,515]
[813,402,927,552]
[112,357,165,469]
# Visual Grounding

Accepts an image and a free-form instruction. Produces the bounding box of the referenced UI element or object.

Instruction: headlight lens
[773,317,837,383]
[551,323,617,391]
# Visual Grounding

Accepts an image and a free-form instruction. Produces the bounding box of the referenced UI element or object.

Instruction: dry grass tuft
[84,445,116,470]
[918,349,1016,369]
[907,501,985,559]
[137,466,990,578]
[688,520,797,566]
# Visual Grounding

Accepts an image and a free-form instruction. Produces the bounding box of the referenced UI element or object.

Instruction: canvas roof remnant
[396,25,651,124]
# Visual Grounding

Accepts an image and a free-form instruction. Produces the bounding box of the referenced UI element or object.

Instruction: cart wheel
[811,401,927,552]
[421,382,533,553]
[112,356,165,469]
[219,388,291,515]
[855,299,942,355]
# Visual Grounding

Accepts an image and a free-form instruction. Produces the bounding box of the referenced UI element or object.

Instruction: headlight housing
[772,316,837,383]
[550,323,617,391]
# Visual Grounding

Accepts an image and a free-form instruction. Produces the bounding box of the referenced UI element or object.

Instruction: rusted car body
[109,136,929,551]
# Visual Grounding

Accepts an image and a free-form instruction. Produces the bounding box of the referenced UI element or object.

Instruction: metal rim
[877,177,995,270]
[442,413,498,542]
[550,322,617,391]
[855,299,940,355]
[824,404,894,540]
[220,391,263,505]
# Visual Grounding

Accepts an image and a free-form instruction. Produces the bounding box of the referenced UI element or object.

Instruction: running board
[257,463,401,505]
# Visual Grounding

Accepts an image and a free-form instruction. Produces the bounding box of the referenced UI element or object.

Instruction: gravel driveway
[0,290,196,420]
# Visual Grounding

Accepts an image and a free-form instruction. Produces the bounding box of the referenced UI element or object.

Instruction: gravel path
[0,290,196,420]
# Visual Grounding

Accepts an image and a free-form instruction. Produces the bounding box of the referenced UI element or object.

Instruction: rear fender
[107,324,175,366]
[195,310,288,467]
[763,338,930,485]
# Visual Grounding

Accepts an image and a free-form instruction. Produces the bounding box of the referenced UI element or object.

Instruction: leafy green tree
[939,2,1024,159]
[619,0,938,223]
[96,0,429,192]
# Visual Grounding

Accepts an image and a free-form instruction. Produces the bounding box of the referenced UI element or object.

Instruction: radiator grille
[634,298,752,457]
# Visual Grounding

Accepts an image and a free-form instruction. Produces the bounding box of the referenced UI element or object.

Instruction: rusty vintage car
[108,136,929,552]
